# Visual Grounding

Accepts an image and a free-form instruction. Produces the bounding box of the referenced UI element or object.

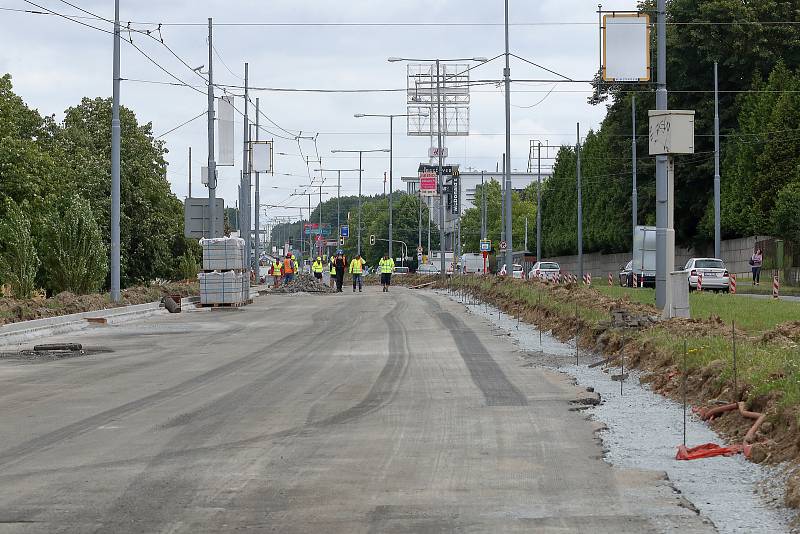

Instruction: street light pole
[503,0,514,274]
[206,18,217,239]
[536,142,542,261]
[110,0,121,302]
[389,116,393,259]
[436,58,446,275]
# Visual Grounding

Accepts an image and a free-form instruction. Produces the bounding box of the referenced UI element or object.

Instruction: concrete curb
[0,296,200,347]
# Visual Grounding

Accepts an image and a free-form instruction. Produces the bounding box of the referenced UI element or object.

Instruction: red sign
[419,171,437,196]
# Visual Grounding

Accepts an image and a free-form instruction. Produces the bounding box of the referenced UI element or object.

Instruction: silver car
[417,264,440,275]
[685,258,730,292]
[529,261,561,281]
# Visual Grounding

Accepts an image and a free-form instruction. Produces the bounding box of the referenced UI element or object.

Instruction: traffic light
[369,235,376,246]
[339,236,345,246]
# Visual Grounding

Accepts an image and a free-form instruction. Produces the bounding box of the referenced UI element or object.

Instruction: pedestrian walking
[349,254,365,293]
[329,255,337,289]
[750,247,763,286]
[271,258,282,288]
[379,253,395,292]
[334,251,347,292]
[312,256,324,281]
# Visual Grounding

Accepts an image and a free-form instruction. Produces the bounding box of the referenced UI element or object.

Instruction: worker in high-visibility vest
[271,259,282,288]
[312,256,324,281]
[283,254,295,284]
[378,254,395,292]
[349,254,366,293]
[329,255,337,289]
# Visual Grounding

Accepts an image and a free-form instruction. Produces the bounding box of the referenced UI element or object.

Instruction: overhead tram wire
[156,110,207,138]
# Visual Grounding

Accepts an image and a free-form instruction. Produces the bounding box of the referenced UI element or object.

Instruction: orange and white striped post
[773,275,780,299]
[587,273,592,286]
[730,273,736,294]
[608,272,613,286]
[697,273,703,292]
[633,273,638,288]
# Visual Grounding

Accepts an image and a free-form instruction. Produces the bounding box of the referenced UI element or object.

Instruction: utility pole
[632,95,638,244]
[242,62,250,273]
[389,116,393,259]
[110,0,121,302]
[577,123,583,280]
[480,171,486,240]
[714,61,721,259]
[524,217,528,252]
[254,98,260,267]
[358,152,363,256]
[206,18,217,239]
[503,0,514,273]
[436,58,446,275]
[655,0,670,308]
[188,147,192,198]
[536,142,542,261]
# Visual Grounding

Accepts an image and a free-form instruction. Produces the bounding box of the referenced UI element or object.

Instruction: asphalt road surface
[0,288,714,533]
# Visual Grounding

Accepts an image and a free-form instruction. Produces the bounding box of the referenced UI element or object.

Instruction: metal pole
[577,123,583,279]
[389,115,394,259]
[503,0,514,273]
[632,95,638,243]
[110,0,121,302]
[242,63,250,273]
[358,151,363,256]
[188,146,192,198]
[308,193,312,258]
[427,195,431,259]
[536,142,542,261]
[337,170,341,237]
[254,98,260,268]
[655,0,669,308]
[714,61,721,259]
[480,171,486,240]
[418,191,422,251]
[207,18,217,239]
[524,217,528,252]
[436,59,446,275]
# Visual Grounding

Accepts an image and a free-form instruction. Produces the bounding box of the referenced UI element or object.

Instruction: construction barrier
[588,273,592,285]
[773,275,780,299]
[632,273,638,288]
[730,273,736,294]
[608,272,613,286]
[697,273,703,292]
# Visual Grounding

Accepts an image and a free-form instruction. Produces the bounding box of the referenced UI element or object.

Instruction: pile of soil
[0,281,198,326]
[272,274,336,294]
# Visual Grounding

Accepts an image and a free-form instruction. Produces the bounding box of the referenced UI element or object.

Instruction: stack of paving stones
[198,237,248,306]
[271,274,336,294]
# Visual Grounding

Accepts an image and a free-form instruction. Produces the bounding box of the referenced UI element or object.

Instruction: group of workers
[269,250,396,293]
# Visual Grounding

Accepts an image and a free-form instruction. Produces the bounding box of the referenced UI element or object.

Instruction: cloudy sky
[1,0,637,222]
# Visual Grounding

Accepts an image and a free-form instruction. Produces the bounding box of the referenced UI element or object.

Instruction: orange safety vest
[283,258,294,274]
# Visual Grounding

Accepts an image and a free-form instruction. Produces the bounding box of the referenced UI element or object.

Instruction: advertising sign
[602,13,651,82]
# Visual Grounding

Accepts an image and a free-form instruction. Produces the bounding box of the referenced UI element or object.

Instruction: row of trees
[0,74,200,298]
[538,0,800,257]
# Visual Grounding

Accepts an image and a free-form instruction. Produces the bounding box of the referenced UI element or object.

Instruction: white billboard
[602,13,651,82]
[251,141,273,173]
[217,96,235,166]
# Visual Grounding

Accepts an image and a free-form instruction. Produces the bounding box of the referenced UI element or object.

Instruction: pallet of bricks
[198,237,250,307]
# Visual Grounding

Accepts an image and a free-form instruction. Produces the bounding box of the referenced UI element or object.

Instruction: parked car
[618,260,656,288]
[529,261,561,281]
[511,264,525,279]
[394,266,409,275]
[417,264,440,275]
[684,258,730,292]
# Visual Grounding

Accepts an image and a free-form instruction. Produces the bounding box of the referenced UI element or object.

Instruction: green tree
[0,199,39,298]
[41,195,108,294]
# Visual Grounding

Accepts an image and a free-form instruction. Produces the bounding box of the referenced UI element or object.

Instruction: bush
[41,195,107,294]
[0,199,39,298]
[175,252,199,281]
[772,180,800,244]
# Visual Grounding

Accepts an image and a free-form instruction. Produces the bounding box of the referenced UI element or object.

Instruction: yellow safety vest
[312,261,323,273]
[379,258,395,274]
[272,262,282,275]
[330,261,337,275]
[349,258,364,274]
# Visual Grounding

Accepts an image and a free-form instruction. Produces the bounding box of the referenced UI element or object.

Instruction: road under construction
[0,288,713,533]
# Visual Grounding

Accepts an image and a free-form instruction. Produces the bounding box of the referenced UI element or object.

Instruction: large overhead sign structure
[601,13,651,82]
[407,63,470,137]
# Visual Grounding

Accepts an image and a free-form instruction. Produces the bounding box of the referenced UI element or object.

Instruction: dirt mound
[0,281,199,326]
[272,274,336,294]
[761,321,800,348]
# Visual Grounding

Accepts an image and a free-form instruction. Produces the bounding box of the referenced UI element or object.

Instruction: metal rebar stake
[575,300,579,366]
[732,319,737,401]
[620,336,625,396]
[683,339,688,447]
